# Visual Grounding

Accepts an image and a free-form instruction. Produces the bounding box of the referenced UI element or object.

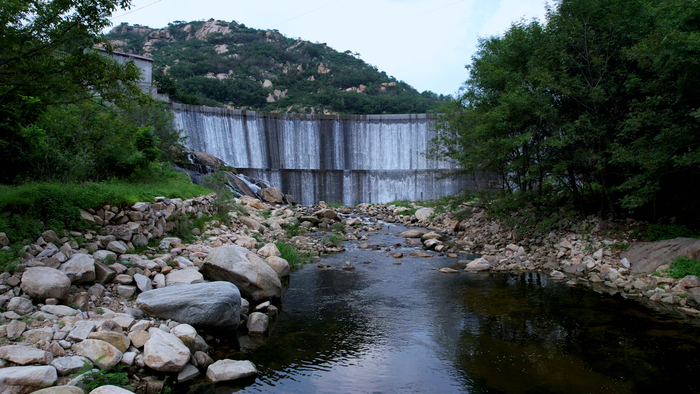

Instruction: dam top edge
[170,103,440,121]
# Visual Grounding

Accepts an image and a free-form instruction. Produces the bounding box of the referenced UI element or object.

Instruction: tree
[0,0,144,183]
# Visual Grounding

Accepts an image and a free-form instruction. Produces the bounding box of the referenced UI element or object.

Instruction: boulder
[397,229,425,238]
[246,312,269,336]
[177,364,200,383]
[89,386,136,394]
[136,282,241,329]
[133,273,152,292]
[0,365,57,394]
[60,254,95,284]
[202,245,281,301]
[21,267,71,301]
[7,297,33,316]
[257,243,281,257]
[31,385,84,394]
[190,151,225,170]
[72,339,123,369]
[170,324,197,350]
[143,328,190,372]
[261,187,284,203]
[206,359,257,383]
[240,217,262,232]
[0,345,53,365]
[265,256,290,277]
[51,356,91,376]
[414,207,434,221]
[88,332,130,353]
[464,258,491,272]
[622,238,700,274]
[165,269,204,286]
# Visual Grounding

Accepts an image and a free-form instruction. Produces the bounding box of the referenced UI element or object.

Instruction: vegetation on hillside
[428,0,700,229]
[107,20,449,114]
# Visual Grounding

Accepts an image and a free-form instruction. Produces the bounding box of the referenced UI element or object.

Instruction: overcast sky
[108,0,549,96]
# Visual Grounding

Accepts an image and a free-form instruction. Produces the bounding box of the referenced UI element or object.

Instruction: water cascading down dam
[173,103,475,206]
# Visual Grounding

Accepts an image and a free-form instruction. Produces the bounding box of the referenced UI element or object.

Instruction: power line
[110,0,166,21]
[268,0,342,29]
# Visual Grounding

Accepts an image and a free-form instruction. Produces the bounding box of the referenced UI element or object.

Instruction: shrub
[275,241,301,267]
[667,256,700,278]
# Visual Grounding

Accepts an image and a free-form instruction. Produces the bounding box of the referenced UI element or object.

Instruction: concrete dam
[173,103,473,206]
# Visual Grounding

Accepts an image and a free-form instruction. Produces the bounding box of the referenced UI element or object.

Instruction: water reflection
[178,225,700,393]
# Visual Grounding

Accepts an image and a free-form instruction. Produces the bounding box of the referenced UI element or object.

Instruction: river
[180,221,700,393]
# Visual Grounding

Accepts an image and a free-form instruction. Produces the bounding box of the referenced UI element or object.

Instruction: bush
[275,241,302,267]
[632,224,699,242]
[667,256,700,278]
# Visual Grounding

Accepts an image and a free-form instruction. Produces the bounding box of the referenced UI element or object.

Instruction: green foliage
[275,241,306,268]
[631,224,699,242]
[0,244,22,273]
[108,21,449,114]
[0,170,209,243]
[283,223,304,237]
[73,362,130,392]
[323,233,344,246]
[667,256,700,279]
[429,0,700,225]
[331,222,345,233]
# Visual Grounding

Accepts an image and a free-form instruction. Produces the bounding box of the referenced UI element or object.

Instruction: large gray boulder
[621,237,700,274]
[202,245,281,301]
[60,254,95,284]
[206,359,257,383]
[72,339,122,369]
[20,267,72,301]
[0,345,53,365]
[0,365,57,394]
[136,282,241,329]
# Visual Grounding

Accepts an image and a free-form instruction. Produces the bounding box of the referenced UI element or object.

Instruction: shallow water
[182,223,700,393]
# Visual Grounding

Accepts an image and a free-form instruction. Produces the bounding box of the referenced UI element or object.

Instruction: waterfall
[173,103,475,205]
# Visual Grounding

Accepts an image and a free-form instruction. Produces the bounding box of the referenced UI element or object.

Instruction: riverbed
[182,222,700,393]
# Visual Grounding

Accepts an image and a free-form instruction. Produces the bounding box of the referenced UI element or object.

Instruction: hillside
[107,20,448,114]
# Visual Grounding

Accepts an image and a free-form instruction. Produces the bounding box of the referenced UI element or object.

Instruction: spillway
[173,103,475,205]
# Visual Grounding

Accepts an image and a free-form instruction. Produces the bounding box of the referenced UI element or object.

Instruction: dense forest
[428,0,700,228]
[107,20,449,114]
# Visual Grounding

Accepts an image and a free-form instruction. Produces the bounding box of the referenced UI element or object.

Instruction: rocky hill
[108,20,449,114]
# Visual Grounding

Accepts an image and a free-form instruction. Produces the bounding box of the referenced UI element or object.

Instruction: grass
[631,223,699,242]
[275,241,311,268]
[326,202,345,209]
[666,256,700,278]
[323,233,344,246]
[0,170,210,245]
[283,223,304,237]
[73,361,130,391]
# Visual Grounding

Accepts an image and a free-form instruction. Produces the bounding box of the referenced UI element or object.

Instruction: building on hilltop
[99,49,155,96]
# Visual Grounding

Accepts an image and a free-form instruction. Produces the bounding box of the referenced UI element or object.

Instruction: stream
[181,222,700,393]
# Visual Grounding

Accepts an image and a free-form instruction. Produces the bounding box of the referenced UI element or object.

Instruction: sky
[107,0,550,96]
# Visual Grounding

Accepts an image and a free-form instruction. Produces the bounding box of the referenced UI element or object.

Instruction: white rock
[165,269,204,286]
[60,254,96,284]
[0,345,53,365]
[170,324,197,350]
[51,356,91,375]
[177,364,200,382]
[143,328,190,372]
[0,365,57,393]
[257,243,281,257]
[89,385,136,394]
[20,267,72,301]
[42,305,79,317]
[206,359,257,383]
[72,339,123,369]
[67,320,95,342]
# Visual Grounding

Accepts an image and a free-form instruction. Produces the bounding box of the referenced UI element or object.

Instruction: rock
[72,339,123,369]
[178,363,200,382]
[121,351,136,366]
[93,250,116,264]
[261,187,284,203]
[408,251,433,258]
[51,356,91,376]
[7,297,33,316]
[133,273,152,292]
[114,274,133,285]
[89,386,135,394]
[21,327,53,344]
[341,261,355,270]
[622,237,700,274]
[620,257,630,268]
[128,331,150,348]
[423,239,442,250]
[206,359,257,383]
[240,217,263,232]
[170,324,197,350]
[258,243,281,257]
[464,258,490,272]
[397,229,425,238]
[247,312,269,336]
[421,231,442,241]
[41,305,79,316]
[6,320,26,341]
[87,332,130,353]
[439,268,459,273]
[0,232,9,247]
[60,254,95,284]
[202,245,281,301]
[680,275,700,288]
[166,269,204,286]
[414,208,434,221]
[32,385,84,394]
[131,234,148,248]
[41,230,59,244]
[562,264,586,276]
[94,263,116,284]
[194,351,213,370]
[0,366,57,393]
[136,282,241,330]
[116,285,137,298]
[0,345,53,365]
[265,256,290,277]
[143,328,190,372]
[106,241,128,254]
[67,320,96,342]
[550,270,567,280]
[100,313,134,330]
[20,267,71,301]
